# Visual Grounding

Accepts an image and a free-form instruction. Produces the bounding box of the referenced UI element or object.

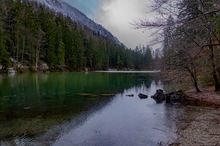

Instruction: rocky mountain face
[31,0,122,45]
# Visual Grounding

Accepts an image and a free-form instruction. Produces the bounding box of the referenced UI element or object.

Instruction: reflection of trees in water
[155,80,162,87]
[39,73,49,83]
[0,73,155,114]
[0,75,2,86]
[0,73,159,143]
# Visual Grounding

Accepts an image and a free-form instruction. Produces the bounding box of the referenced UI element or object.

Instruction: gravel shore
[170,107,220,146]
[169,87,220,146]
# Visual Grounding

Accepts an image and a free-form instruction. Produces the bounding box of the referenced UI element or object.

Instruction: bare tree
[134,0,220,91]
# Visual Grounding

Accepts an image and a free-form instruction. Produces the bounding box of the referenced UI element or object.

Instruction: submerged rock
[138,93,148,99]
[126,94,134,97]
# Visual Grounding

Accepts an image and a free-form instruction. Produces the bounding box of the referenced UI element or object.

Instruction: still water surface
[0,72,185,145]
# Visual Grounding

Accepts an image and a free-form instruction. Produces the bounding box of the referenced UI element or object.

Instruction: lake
[0,72,187,146]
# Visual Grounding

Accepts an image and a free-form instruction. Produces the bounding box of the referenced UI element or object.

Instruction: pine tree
[0,28,11,71]
[5,0,17,59]
[56,21,65,66]
[46,18,56,65]
[58,40,65,66]
[145,46,153,69]
[0,0,11,71]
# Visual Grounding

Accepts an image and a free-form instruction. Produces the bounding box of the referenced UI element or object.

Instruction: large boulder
[151,89,166,103]
[166,90,198,105]
[166,90,186,104]
[151,89,197,105]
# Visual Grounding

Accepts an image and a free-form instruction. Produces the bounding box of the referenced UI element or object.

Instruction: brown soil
[186,86,220,107]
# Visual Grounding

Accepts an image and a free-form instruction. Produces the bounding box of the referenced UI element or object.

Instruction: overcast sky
[63,0,155,49]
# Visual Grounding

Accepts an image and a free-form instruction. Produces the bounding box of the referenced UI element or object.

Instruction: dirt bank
[186,86,220,106]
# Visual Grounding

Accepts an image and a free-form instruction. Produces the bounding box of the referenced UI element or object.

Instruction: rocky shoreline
[169,107,220,146]
[168,87,220,146]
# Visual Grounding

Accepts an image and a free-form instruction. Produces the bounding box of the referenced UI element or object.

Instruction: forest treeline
[0,0,154,72]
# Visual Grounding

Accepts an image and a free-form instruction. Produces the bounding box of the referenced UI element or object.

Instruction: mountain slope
[31,0,122,45]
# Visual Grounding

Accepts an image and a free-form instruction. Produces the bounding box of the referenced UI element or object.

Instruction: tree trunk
[191,75,201,92]
[209,44,220,91]
[22,38,24,65]
[16,30,19,64]
[186,66,201,93]
[212,61,220,91]
[16,41,19,64]
[35,49,39,71]
[194,81,201,92]
[35,29,44,72]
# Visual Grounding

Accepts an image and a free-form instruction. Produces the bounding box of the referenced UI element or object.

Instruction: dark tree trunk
[211,58,220,91]
[209,44,220,91]
[186,66,201,93]
[194,82,201,93]
[192,74,201,92]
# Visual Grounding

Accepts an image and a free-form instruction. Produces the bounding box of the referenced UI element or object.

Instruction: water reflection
[0,75,2,86]
[0,73,183,146]
[0,73,153,116]
[19,80,178,146]
[49,82,176,146]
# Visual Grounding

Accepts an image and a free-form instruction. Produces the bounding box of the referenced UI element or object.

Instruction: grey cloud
[94,0,154,49]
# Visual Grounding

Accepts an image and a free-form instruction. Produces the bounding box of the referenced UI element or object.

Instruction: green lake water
[0,72,188,146]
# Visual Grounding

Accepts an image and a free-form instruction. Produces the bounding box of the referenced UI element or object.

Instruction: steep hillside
[31,0,122,45]
[0,0,152,72]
